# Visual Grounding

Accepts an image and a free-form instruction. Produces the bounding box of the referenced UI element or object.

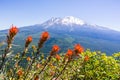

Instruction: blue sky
[0,0,120,31]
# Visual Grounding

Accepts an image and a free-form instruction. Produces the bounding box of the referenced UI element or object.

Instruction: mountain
[0,16,120,55]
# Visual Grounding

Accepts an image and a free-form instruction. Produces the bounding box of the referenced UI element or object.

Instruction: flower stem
[31,56,51,80]
[51,61,69,80]
[38,56,51,75]
[23,48,40,79]
[0,47,10,70]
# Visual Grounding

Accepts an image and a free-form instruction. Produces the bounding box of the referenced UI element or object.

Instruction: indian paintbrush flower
[0,25,18,70]
[22,36,32,56]
[25,36,32,48]
[38,31,49,48]
[41,31,49,42]
[55,54,61,60]
[74,44,84,55]
[26,57,31,61]
[84,56,89,61]
[50,45,60,56]
[17,69,23,77]
[52,45,60,53]
[66,49,73,57]
[7,25,18,48]
[65,49,73,60]
[9,25,19,39]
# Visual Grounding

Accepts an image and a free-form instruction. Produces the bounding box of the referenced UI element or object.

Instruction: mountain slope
[0,16,120,55]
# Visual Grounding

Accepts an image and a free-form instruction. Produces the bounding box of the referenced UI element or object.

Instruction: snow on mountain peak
[42,16,85,26]
[61,16,85,25]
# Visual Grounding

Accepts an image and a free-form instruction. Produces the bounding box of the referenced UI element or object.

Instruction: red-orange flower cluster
[26,36,32,43]
[38,31,50,48]
[9,25,18,38]
[84,56,89,61]
[74,44,84,54]
[65,49,74,60]
[50,45,60,56]
[25,36,32,48]
[7,25,19,48]
[55,54,61,60]
[41,31,49,42]
[52,45,60,53]
[17,69,23,76]
[26,57,31,61]
[66,49,73,57]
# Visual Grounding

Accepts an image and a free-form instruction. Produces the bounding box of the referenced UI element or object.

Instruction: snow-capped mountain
[41,16,109,31]
[42,16,85,26]
[0,16,120,55]
[20,16,120,41]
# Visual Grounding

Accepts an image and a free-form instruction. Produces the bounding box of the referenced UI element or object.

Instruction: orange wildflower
[84,56,89,61]
[9,25,18,38]
[26,57,31,61]
[52,45,60,53]
[38,31,50,48]
[50,45,60,56]
[34,75,39,80]
[55,54,61,60]
[17,69,23,76]
[25,36,32,48]
[7,25,18,47]
[41,31,49,42]
[74,44,84,54]
[26,36,32,44]
[66,49,73,57]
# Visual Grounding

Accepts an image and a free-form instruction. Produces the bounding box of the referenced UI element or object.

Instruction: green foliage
[1,48,120,80]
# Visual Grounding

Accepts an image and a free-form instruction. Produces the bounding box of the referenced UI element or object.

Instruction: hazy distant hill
[0,16,120,55]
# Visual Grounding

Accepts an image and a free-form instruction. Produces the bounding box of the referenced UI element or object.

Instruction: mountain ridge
[0,16,120,55]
